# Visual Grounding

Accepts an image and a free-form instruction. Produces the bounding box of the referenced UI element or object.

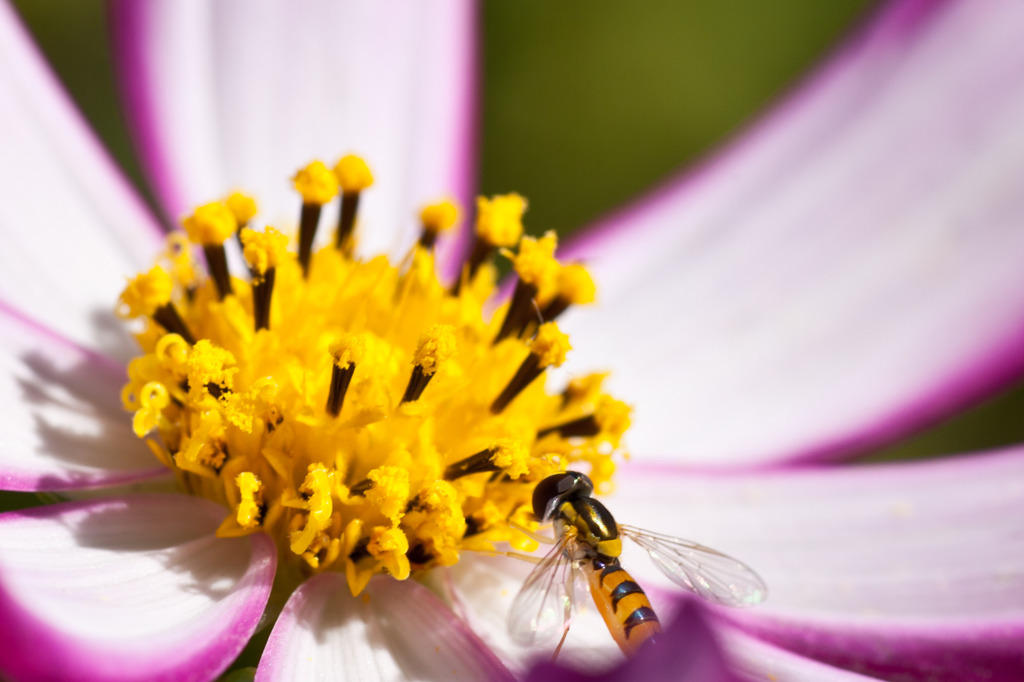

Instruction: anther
[418,200,459,250]
[241,227,288,331]
[495,232,559,343]
[333,155,374,255]
[444,441,529,480]
[402,325,456,403]
[293,161,339,278]
[226,192,257,232]
[491,322,571,413]
[183,202,237,300]
[226,192,258,252]
[452,194,526,294]
[540,263,596,324]
[327,334,365,417]
[120,266,196,344]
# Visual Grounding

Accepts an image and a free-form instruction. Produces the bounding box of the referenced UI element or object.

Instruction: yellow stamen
[531,322,571,369]
[556,263,596,306]
[182,202,237,246]
[293,161,339,206]
[413,324,456,376]
[511,232,559,291]
[226,192,258,226]
[419,200,459,248]
[330,334,367,370]
[334,155,374,193]
[476,194,526,247]
[241,227,289,277]
[119,266,173,318]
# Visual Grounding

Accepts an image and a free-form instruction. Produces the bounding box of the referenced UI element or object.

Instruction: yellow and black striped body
[532,471,663,656]
[556,494,661,656]
[584,558,662,657]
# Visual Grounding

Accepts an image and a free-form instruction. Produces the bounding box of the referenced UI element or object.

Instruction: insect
[508,470,767,657]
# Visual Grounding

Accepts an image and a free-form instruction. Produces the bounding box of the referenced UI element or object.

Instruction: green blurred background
[9,0,1024,462]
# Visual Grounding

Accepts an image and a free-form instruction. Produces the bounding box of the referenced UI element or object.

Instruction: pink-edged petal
[112,0,477,269]
[0,1,163,357]
[717,624,881,681]
[610,448,1024,681]
[0,304,165,492]
[0,494,276,682]
[560,0,1024,467]
[257,573,513,682]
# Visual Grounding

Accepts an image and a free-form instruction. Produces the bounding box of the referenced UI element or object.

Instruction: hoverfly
[508,471,766,657]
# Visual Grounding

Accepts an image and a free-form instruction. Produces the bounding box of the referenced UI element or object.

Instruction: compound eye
[532,473,573,520]
[565,472,593,498]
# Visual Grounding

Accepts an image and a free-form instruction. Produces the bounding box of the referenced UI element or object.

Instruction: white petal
[112,0,477,266]
[611,449,1024,681]
[258,573,513,682]
[0,2,163,358]
[561,0,1024,466]
[0,495,276,682]
[0,305,165,491]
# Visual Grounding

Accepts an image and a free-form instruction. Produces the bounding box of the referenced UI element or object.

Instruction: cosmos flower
[0,1,1022,681]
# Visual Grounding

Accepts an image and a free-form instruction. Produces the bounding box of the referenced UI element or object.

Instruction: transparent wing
[507,533,581,646]
[619,524,767,607]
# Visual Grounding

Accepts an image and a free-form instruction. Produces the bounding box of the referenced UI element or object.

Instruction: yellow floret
[530,322,571,368]
[235,472,263,529]
[557,263,596,305]
[420,200,459,233]
[368,526,410,580]
[410,480,466,566]
[334,155,374,193]
[293,160,339,205]
[365,466,410,525]
[186,340,238,396]
[131,381,169,436]
[413,324,456,376]
[476,194,526,247]
[119,266,173,317]
[155,333,190,367]
[491,440,530,480]
[290,464,335,554]
[226,192,258,225]
[182,202,237,245]
[240,227,289,276]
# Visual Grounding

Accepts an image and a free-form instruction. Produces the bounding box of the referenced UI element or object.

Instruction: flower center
[118,156,629,595]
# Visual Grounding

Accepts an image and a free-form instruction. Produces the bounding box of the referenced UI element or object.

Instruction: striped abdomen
[585,559,661,657]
